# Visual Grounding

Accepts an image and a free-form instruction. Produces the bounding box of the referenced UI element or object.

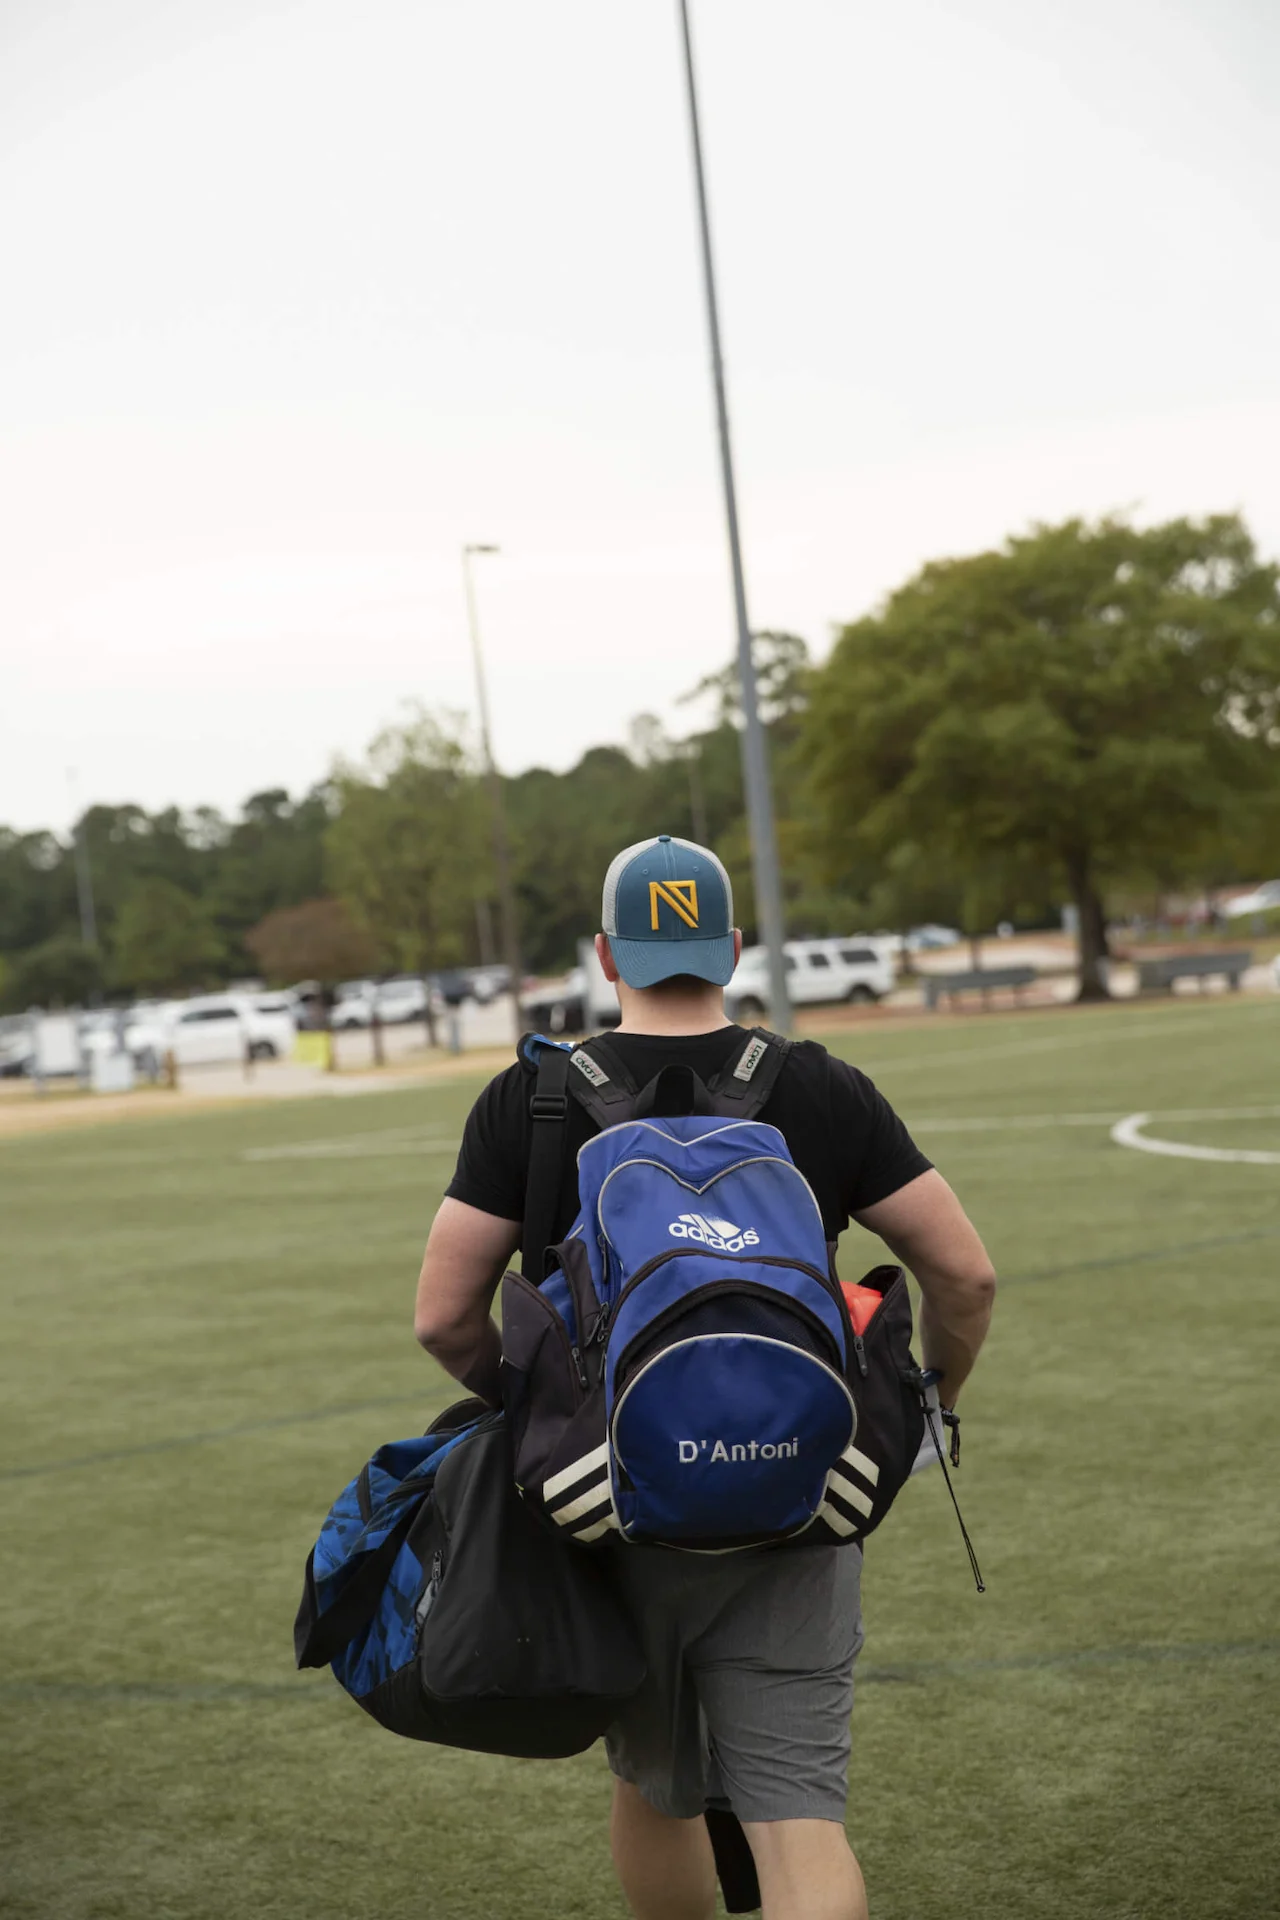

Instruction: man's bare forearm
[915,1273,993,1405]
[854,1170,995,1406]
[413,1199,520,1409]
[419,1314,503,1406]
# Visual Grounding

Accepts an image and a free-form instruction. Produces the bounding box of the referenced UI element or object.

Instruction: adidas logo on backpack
[668,1211,760,1252]
[502,1030,927,1555]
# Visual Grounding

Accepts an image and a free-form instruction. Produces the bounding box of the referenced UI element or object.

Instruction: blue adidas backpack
[502,1031,926,1553]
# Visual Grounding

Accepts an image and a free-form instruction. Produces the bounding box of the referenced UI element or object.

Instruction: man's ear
[732,929,743,966]
[595,932,621,984]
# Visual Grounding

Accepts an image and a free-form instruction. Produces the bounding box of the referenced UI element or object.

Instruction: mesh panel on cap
[601,839,654,934]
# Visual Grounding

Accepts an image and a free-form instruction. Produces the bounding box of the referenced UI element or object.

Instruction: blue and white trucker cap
[602,835,736,988]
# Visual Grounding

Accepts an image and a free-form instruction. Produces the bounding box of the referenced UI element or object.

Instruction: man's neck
[614,985,732,1038]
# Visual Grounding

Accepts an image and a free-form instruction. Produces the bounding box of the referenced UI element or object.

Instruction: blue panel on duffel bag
[610,1335,855,1542]
[333,1534,428,1699]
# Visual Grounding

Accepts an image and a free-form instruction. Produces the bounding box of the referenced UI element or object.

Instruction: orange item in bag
[841,1282,883,1335]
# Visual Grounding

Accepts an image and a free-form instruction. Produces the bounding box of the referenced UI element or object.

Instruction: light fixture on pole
[676,0,792,1033]
[462,543,524,1043]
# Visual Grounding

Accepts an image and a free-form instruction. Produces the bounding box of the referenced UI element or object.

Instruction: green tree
[681,630,812,728]
[111,879,224,995]
[0,935,103,1011]
[0,828,77,955]
[326,711,490,980]
[803,514,1280,998]
[208,785,331,964]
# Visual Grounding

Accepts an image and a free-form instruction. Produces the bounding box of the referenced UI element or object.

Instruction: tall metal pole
[67,769,99,951]
[462,545,524,1043]
[676,0,791,1031]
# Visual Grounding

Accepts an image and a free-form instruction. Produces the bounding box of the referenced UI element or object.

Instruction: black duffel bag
[295,1405,646,1756]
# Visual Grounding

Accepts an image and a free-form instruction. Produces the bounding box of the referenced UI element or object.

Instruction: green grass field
[3,997,1279,1920]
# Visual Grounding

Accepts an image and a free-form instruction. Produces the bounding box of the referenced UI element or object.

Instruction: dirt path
[0,1047,512,1140]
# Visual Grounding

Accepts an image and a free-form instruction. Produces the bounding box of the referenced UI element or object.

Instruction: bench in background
[1135,951,1252,993]
[923,965,1037,1010]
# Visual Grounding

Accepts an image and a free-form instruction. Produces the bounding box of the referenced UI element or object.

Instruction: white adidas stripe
[826,1476,874,1520]
[838,1444,880,1487]
[572,1511,618,1543]
[551,1479,613,1527]
[543,1441,610,1504]
[816,1499,860,1538]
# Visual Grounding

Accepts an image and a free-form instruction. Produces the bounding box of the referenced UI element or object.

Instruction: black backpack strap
[520,1033,574,1281]
[632,1063,717,1119]
[706,1027,793,1120]
[562,1032,643,1133]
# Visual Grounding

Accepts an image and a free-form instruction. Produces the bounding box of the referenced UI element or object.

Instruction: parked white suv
[126,994,291,1066]
[726,939,896,1022]
[331,976,429,1029]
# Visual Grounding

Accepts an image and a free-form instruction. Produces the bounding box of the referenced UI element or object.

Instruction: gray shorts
[604,1541,863,1824]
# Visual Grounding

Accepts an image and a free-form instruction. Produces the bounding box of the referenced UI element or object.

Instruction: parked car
[249,994,297,1056]
[905,924,962,952]
[122,994,288,1066]
[522,966,587,1034]
[331,976,429,1029]
[0,1027,34,1077]
[466,965,511,1004]
[726,939,896,1023]
[1224,880,1280,919]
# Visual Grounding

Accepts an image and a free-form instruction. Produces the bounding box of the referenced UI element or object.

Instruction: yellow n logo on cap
[649,879,699,930]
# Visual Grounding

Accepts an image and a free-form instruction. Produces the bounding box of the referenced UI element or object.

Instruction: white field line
[242,1126,460,1162]
[912,1113,1120,1132]
[914,1105,1280,1134]
[853,1003,1278,1076]
[239,1100,1280,1164]
[1110,1112,1280,1167]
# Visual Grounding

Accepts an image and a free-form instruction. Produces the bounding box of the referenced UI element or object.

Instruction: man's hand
[414,1198,521,1405]
[854,1170,995,1405]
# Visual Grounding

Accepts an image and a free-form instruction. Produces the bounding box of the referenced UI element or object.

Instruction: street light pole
[67,769,99,951]
[462,544,524,1043]
[676,0,792,1033]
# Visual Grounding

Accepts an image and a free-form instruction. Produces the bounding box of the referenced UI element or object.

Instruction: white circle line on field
[1110,1112,1280,1166]
[913,1106,1280,1134]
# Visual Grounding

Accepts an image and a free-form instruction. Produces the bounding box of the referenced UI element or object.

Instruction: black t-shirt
[445,1029,932,1246]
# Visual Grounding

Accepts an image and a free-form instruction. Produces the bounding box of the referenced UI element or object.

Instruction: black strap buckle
[529,1092,569,1121]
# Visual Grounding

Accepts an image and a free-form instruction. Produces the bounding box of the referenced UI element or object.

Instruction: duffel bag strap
[521,1036,574,1281]
[705,1808,762,1915]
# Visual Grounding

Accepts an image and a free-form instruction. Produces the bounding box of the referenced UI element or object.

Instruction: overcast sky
[3,0,1276,834]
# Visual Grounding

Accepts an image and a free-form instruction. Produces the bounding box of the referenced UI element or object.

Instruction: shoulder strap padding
[705,1027,793,1120]
[563,1032,641,1133]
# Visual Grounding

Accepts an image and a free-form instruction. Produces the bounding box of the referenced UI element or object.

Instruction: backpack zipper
[415,1549,445,1629]
[505,1270,588,1406]
[610,1277,843,1390]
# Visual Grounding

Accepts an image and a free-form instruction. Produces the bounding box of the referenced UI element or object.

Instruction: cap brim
[608,932,737,990]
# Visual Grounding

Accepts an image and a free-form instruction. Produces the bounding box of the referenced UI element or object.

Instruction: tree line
[3,511,1278,1013]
